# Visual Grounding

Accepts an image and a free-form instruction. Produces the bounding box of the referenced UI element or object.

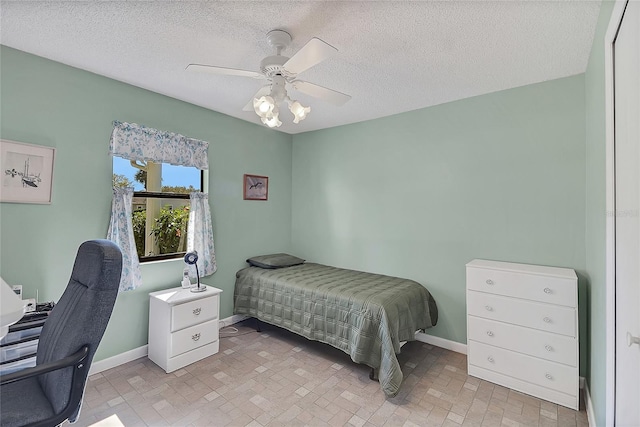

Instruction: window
[113,157,203,262]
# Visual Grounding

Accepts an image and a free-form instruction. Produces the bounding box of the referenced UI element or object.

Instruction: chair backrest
[36,239,122,416]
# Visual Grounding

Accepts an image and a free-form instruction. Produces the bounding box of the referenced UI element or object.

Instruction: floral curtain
[107,187,142,292]
[187,192,217,277]
[109,120,209,170]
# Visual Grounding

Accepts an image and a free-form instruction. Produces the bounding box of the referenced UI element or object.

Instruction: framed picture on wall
[243,174,268,201]
[0,139,55,204]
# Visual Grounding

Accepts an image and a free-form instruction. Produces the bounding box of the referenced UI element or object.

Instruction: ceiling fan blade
[283,38,337,75]
[186,64,265,80]
[242,86,272,111]
[291,80,351,106]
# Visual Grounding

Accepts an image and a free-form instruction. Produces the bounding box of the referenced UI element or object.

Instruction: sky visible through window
[113,157,200,191]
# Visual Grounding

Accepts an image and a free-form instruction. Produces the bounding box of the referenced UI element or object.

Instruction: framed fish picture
[0,140,55,204]
[243,174,268,201]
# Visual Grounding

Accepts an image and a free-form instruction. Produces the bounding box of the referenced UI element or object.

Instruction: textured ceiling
[0,1,601,134]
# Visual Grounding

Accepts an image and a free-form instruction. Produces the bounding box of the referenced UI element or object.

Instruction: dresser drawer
[467,266,576,307]
[169,319,219,358]
[469,340,577,396]
[468,316,577,366]
[467,291,576,337]
[171,295,218,332]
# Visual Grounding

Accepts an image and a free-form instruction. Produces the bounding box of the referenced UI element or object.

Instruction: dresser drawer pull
[543,287,552,294]
[486,331,494,337]
[485,306,493,312]
[545,345,553,352]
[486,279,494,285]
[193,308,201,315]
[543,317,552,323]
[192,333,201,341]
[545,373,553,380]
[487,356,494,363]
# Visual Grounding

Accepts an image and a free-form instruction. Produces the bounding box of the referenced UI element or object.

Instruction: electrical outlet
[24,298,36,312]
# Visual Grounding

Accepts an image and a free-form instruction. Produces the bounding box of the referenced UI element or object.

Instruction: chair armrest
[0,345,89,386]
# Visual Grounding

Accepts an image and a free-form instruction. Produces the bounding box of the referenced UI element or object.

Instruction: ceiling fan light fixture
[288,100,310,124]
[187,29,351,130]
[253,96,276,118]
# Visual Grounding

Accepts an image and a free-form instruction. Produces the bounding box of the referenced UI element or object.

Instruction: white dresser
[148,285,222,373]
[466,259,579,410]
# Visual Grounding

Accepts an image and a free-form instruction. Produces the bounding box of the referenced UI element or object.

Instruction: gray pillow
[246,253,305,269]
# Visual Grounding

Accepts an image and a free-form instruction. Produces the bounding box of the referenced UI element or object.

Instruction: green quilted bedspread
[233,263,438,397]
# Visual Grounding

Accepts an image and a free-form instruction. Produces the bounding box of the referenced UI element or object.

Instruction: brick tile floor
[70,321,589,427]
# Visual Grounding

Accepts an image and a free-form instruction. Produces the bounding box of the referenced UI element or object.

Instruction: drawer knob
[192,333,201,341]
[543,287,552,294]
[545,345,553,352]
[545,373,553,380]
[486,279,494,285]
[193,308,202,315]
[485,305,493,312]
[486,331,494,337]
[487,356,494,363]
[543,317,552,323]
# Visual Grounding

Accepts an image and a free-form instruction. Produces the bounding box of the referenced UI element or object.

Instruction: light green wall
[0,46,293,361]
[584,1,615,425]
[292,76,587,372]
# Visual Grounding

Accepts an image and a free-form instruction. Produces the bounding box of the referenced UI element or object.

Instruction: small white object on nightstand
[148,285,222,373]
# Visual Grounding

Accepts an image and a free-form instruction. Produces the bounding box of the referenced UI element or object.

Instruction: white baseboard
[584,380,596,427]
[89,345,148,376]
[219,314,249,329]
[90,315,249,376]
[415,332,468,355]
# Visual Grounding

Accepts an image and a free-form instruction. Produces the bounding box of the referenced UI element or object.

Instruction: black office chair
[0,240,123,427]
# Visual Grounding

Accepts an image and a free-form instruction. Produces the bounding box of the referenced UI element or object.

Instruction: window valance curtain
[109,120,209,170]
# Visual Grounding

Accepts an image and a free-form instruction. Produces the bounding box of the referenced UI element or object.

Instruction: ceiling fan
[186,29,351,128]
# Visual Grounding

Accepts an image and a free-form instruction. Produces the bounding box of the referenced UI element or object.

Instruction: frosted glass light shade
[261,114,282,128]
[289,101,310,124]
[253,96,276,118]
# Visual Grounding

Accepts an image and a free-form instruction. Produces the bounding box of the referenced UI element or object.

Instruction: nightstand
[148,285,222,373]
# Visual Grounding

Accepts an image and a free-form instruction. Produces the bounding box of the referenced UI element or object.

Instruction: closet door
[614,1,640,425]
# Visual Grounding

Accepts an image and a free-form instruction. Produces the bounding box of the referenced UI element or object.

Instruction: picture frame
[243,174,268,201]
[0,139,55,204]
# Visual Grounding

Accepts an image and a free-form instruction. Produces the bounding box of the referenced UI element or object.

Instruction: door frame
[605,1,631,425]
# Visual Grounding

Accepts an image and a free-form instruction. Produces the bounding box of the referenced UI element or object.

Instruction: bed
[233,254,438,398]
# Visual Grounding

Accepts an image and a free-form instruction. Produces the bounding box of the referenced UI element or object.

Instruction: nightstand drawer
[169,319,219,358]
[467,291,575,337]
[171,295,218,332]
[468,316,577,366]
[469,340,577,396]
[467,266,576,307]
